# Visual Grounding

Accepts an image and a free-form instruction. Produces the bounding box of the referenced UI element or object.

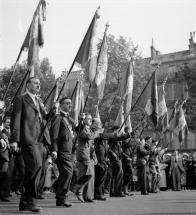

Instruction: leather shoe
[116,193,126,197]
[56,201,72,207]
[75,193,84,203]
[19,202,40,213]
[15,190,22,195]
[38,194,45,199]
[1,197,10,202]
[141,192,149,195]
[84,199,94,203]
[95,196,106,201]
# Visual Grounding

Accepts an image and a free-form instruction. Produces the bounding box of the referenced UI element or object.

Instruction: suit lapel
[24,94,38,112]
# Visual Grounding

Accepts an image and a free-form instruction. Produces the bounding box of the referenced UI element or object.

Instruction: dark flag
[94,23,109,101]
[75,8,100,83]
[135,71,158,127]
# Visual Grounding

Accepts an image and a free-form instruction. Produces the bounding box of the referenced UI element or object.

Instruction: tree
[83,34,153,130]
[0,57,56,105]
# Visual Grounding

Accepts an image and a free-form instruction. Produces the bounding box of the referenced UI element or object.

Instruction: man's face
[27,78,40,95]
[84,114,92,126]
[4,118,10,129]
[60,99,72,113]
[146,138,152,144]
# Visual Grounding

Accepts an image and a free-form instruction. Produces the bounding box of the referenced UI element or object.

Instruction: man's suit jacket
[50,112,75,154]
[169,155,185,173]
[10,93,51,147]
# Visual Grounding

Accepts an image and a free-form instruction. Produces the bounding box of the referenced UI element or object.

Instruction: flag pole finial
[104,21,110,34]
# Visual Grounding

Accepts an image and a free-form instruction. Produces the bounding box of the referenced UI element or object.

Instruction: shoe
[1,197,10,202]
[56,201,72,207]
[15,190,22,195]
[104,189,109,194]
[117,193,126,197]
[141,192,149,195]
[124,192,134,196]
[84,199,94,203]
[95,196,106,201]
[19,202,41,213]
[75,193,84,203]
[38,194,45,199]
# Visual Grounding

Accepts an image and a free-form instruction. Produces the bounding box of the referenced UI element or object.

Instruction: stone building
[143,32,196,150]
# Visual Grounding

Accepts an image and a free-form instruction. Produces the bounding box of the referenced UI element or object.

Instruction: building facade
[143,32,196,150]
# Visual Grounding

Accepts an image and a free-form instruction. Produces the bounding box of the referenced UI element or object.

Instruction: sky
[0,0,196,78]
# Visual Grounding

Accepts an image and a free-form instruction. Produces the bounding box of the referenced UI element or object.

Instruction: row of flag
[4,0,188,148]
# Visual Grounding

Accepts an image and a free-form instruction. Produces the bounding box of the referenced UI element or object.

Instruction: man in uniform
[51,97,74,207]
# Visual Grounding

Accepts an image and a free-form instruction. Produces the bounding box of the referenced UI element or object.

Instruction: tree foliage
[0,57,56,105]
[84,34,152,129]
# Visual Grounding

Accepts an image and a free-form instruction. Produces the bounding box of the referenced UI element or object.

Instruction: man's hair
[145,136,151,142]
[3,116,10,123]
[59,96,70,104]
[26,76,40,85]
[111,125,120,131]
[124,126,129,132]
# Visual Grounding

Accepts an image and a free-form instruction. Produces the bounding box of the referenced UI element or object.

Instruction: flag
[114,102,125,134]
[95,104,101,123]
[21,0,46,76]
[157,79,168,132]
[174,102,188,144]
[120,59,134,131]
[94,24,108,101]
[75,8,100,83]
[72,81,84,125]
[12,70,31,103]
[135,71,158,127]
[44,80,59,113]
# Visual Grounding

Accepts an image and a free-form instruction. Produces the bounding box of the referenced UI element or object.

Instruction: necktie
[35,96,42,122]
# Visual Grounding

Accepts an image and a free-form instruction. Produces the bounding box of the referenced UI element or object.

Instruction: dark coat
[137,144,151,167]
[169,155,185,173]
[50,112,75,154]
[10,93,51,147]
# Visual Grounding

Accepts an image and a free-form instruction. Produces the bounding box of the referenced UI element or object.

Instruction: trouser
[37,145,48,196]
[94,162,107,198]
[0,161,9,198]
[56,152,73,201]
[20,143,44,205]
[12,152,25,193]
[122,159,133,188]
[110,160,123,196]
[137,165,147,194]
[149,164,157,192]
[83,161,95,200]
[75,161,93,198]
[172,166,181,191]
[104,166,112,192]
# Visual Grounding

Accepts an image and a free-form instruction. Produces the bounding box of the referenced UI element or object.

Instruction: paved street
[0,190,196,215]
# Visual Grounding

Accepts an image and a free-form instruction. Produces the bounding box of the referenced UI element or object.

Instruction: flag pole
[2,0,43,102]
[70,80,79,100]
[2,49,23,101]
[118,62,161,132]
[82,22,109,114]
[3,70,30,120]
[56,7,100,102]
[37,7,100,144]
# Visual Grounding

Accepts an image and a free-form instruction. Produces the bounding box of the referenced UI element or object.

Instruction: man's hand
[0,139,7,151]
[51,151,57,160]
[10,142,18,152]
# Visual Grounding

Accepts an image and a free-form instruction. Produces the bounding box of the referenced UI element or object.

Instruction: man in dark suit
[137,138,151,195]
[108,126,133,197]
[0,127,10,202]
[50,97,75,207]
[10,77,51,213]
[169,150,185,191]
